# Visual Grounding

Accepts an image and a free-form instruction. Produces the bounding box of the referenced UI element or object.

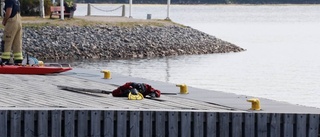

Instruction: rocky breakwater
[21,24,245,60]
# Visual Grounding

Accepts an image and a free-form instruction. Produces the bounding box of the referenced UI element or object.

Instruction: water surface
[73,4,320,108]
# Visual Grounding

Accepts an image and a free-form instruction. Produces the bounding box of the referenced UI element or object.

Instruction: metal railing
[86,4,125,17]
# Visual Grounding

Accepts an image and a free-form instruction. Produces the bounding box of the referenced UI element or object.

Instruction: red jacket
[112,82,161,98]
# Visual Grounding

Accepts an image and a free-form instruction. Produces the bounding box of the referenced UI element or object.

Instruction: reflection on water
[69,57,173,82]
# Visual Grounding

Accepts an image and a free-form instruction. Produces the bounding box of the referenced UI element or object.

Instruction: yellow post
[101,70,111,79]
[247,98,261,110]
[176,84,188,94]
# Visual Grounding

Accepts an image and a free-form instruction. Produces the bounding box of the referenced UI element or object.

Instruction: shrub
[21,0,52,16]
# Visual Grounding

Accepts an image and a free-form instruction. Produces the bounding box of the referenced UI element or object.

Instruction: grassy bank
[18,16,179,28]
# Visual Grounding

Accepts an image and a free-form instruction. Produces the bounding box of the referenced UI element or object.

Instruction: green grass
[0,16,184,29]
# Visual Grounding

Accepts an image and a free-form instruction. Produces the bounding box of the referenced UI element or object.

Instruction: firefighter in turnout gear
[1,0,23,65]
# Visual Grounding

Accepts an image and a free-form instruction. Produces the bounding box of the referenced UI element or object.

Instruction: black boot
[14,60,22,66]
[1,59,10,65]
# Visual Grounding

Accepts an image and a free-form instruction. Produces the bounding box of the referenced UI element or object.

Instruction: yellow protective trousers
[1,13,23,62]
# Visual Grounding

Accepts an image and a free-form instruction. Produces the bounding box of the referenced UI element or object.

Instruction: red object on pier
[0,65,72,75]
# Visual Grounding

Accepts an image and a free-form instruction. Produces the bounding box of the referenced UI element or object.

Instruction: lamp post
[60,0,64,20]
[40,0,45,18]
[166,0,171,20]
[129,0,132,18]
[0,0,4,17]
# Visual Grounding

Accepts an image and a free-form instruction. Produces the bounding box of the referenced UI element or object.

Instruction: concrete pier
[0,68,319,136]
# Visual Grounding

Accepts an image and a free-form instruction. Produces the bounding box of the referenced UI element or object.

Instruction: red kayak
[0,64,72,75]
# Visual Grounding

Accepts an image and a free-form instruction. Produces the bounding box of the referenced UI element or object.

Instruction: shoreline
[3,16,245,60]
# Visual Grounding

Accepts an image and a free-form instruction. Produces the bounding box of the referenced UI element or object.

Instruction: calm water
[73,4,320,108]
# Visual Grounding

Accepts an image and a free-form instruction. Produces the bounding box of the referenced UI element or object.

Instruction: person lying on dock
[112,82,161,98]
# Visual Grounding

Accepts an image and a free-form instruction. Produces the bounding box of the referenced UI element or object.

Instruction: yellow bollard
[176,84,188,94]
[101,70,111,79]
[247,98,261,110]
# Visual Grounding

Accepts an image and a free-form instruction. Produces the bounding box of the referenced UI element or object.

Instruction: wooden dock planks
[1,70,320,136]
[0,74,237,111]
